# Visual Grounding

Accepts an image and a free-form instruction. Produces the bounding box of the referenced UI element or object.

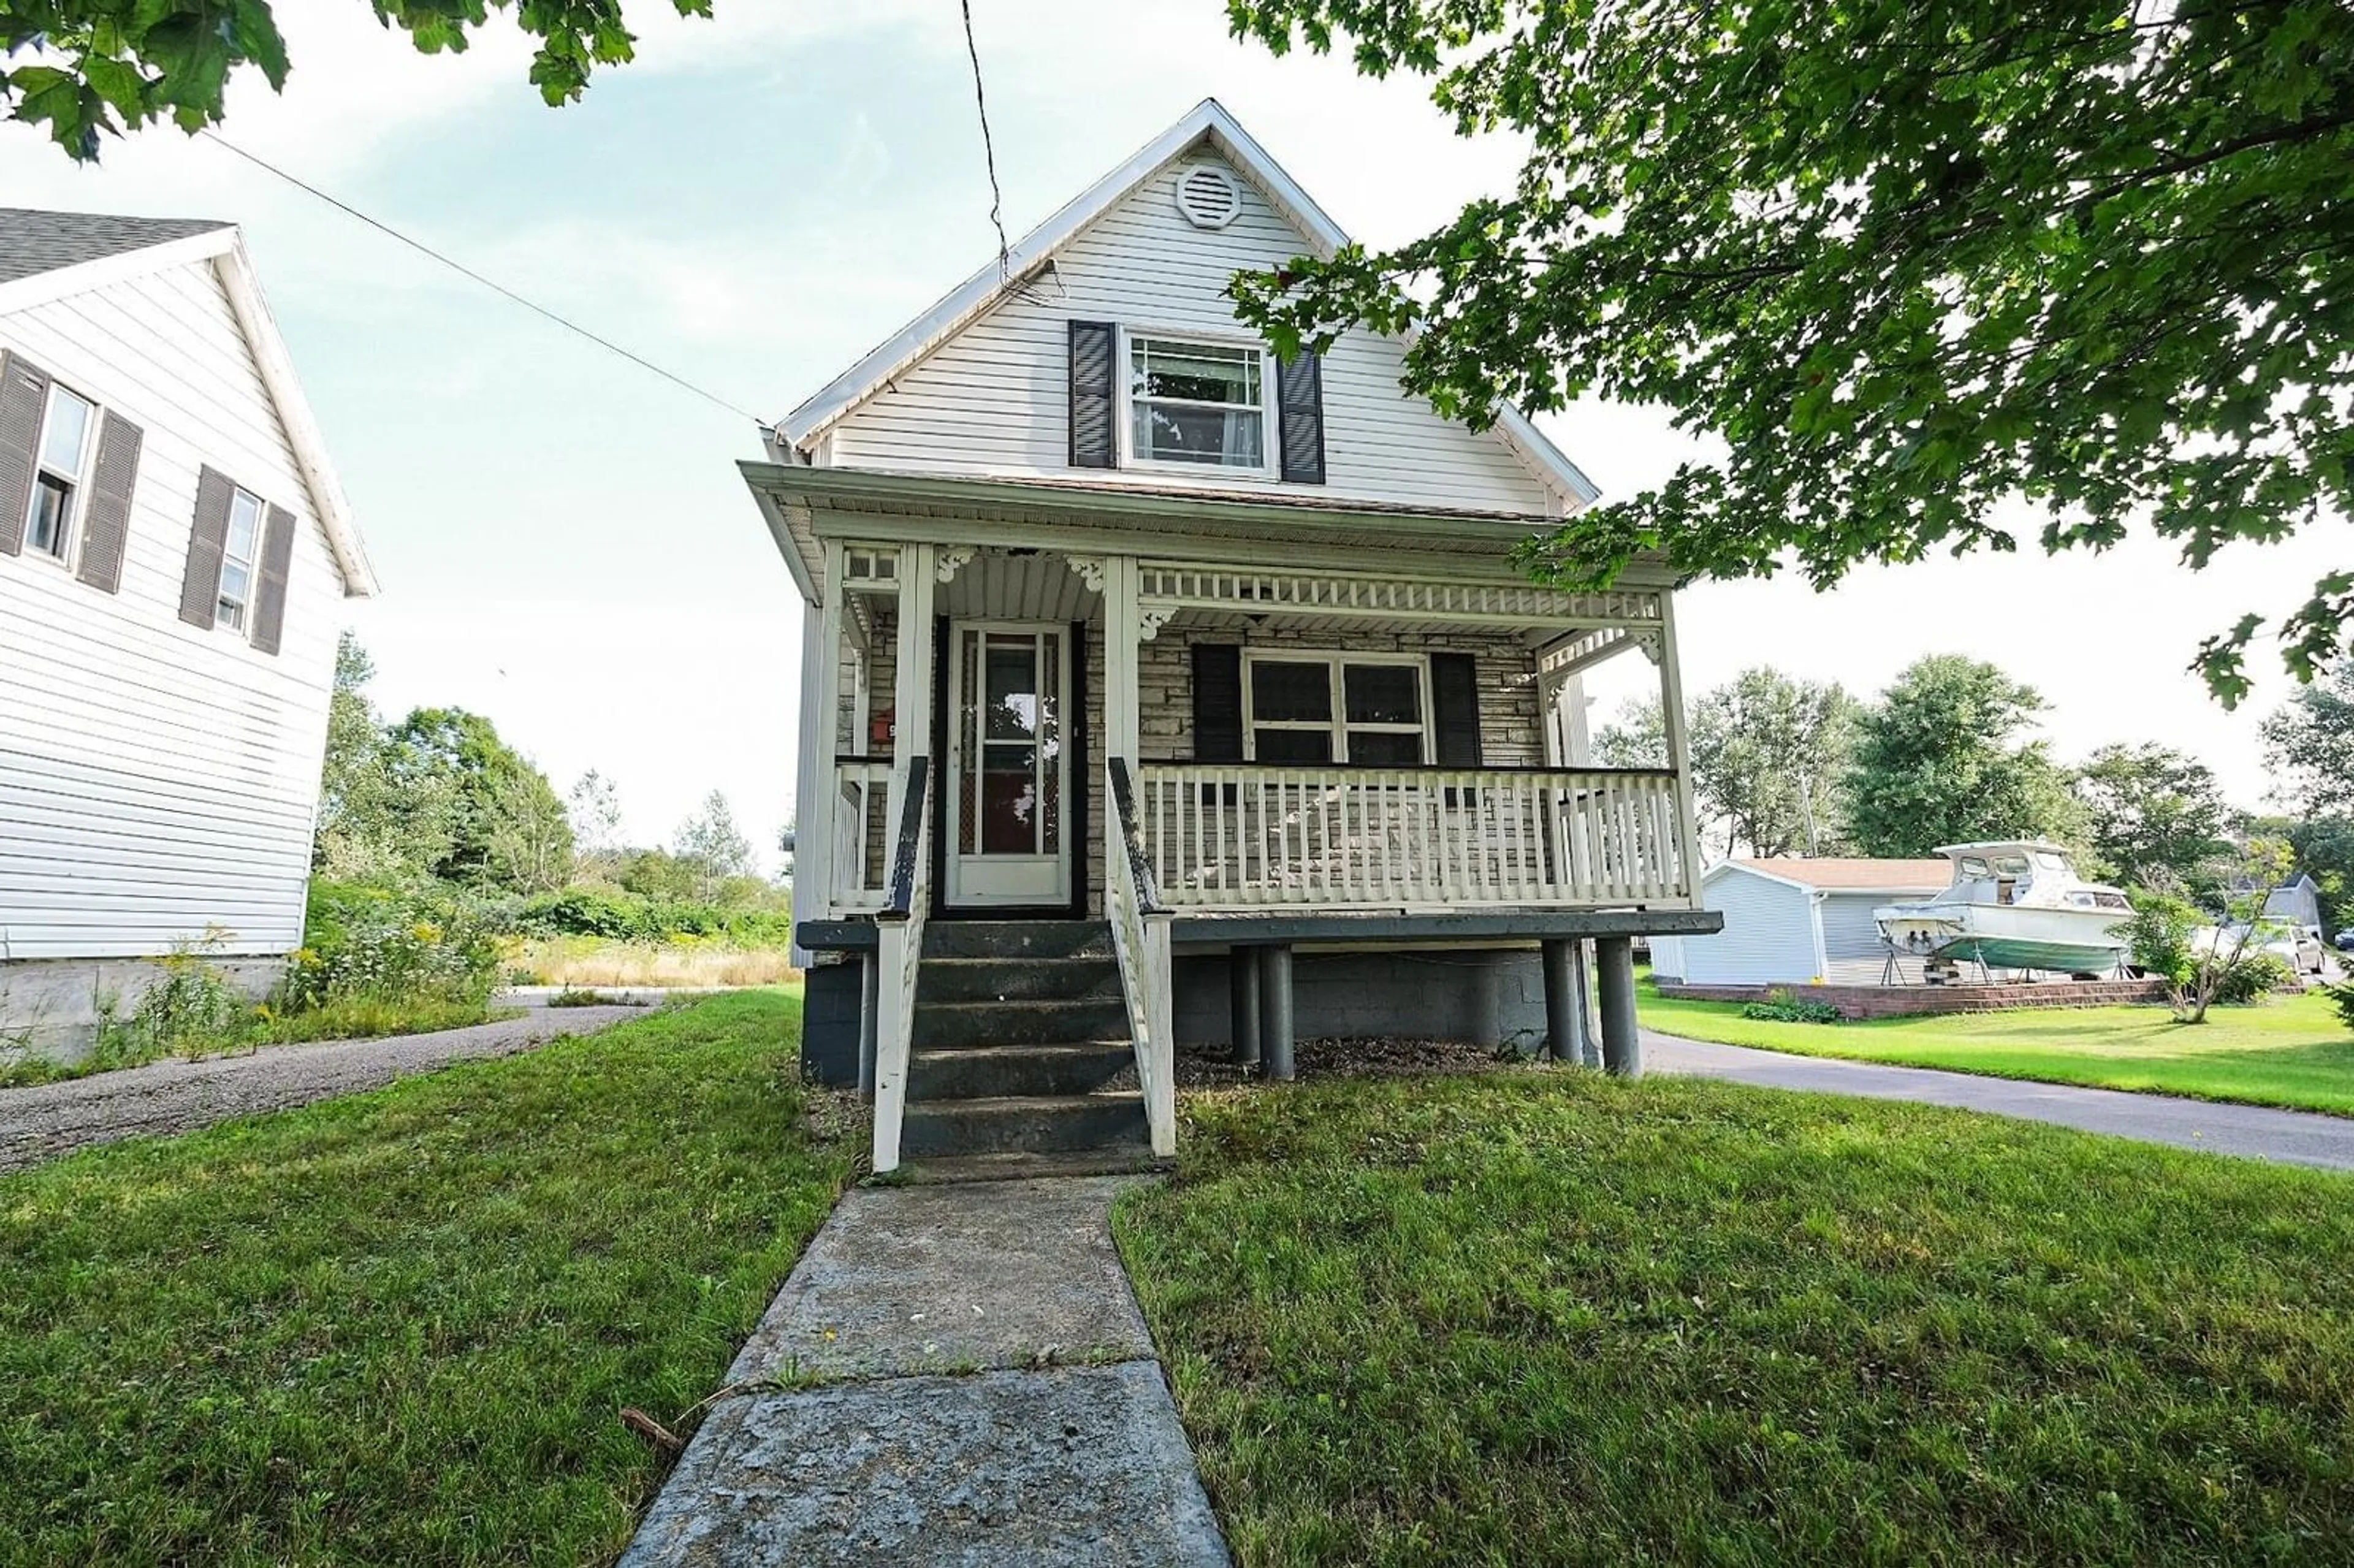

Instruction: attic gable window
[26,382,96,560]
[215,487,265,631]
[1127,335,1268,471]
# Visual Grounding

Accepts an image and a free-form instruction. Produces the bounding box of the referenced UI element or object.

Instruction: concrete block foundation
[0,956,286,1062]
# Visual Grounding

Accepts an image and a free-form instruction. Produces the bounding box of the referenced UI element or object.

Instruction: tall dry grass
[503,938,801,989]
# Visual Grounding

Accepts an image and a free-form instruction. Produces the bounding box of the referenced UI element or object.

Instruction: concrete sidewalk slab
[620,1364,1227,1568]
[727,1176,1154,1383]
[1645,1030,2354,1171]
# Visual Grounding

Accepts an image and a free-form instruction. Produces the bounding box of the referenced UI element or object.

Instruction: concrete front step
[910,1041,1133,1100]
[917,954,1122,1005]
[923,919,1112,961]
[914,997,1131,1050]
[902,1092,1151,1159]
[896,1146,1172,1183]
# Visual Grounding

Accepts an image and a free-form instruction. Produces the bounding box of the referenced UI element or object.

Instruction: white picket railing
[1133,764,1689,910]
[831,757,893,915]
[1104,759,1176,1157]
[870,757,932,1174]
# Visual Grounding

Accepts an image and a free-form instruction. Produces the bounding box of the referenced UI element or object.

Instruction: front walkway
[0,1004,645,1175]
[620,1176,1228,1567]
[1645,1031,2354,1171]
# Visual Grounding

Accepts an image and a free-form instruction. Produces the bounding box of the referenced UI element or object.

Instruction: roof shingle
[1733,858,1952,891]
[0,207,232,288]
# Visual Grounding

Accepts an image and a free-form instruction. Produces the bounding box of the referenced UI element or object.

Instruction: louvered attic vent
[1173,164,1241,230]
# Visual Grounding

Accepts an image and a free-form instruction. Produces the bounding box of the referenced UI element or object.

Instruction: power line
[200,131,764,426]
[959,0,1011,279]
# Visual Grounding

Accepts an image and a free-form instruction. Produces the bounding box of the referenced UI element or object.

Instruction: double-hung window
[215,486,266,631]
[25,382,97,561]
[1244,653,1430,764]
[1127,335,1268,470]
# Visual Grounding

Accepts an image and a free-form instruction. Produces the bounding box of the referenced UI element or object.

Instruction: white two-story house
[751,103,1716,1173]
[0,208,376,1054]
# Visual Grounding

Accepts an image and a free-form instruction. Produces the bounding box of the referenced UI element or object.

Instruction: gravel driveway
[0,1005,644,1176]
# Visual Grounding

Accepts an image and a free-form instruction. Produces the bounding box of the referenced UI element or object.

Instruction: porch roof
[742,462,1670,604]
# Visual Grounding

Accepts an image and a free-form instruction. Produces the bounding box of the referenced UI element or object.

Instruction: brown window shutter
[1191,642,1244,762]
[1430,651,1484,765]
[178,465,234,628]
[0,351,53,558]
[1276,348,1326,484]
[249,503,297,654]
[1068,320,1118,469]
[74,411,143,594]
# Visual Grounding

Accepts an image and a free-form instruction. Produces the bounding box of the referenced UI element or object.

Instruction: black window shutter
[249,503,297,654]
[1192,642,1244,762]
[178,465,234,628]
[1276,348,1326,485]
[0,351,53,557]
[1068,319,1118,470]
[1430,652,1483,766]
[75,411,143,593]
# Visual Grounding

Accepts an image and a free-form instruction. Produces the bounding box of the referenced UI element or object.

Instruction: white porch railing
[1105,758,1176,1157]
[870,757,932,1174]
[1133,764,1689,910]
[831,757,893,915]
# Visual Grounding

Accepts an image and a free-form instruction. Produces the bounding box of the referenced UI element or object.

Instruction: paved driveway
[1645,1031,2354,1171]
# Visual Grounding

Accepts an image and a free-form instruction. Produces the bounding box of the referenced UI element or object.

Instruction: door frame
[937,617,1080,913]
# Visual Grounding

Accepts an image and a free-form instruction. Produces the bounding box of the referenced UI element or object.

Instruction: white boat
[1873,842,2134,977]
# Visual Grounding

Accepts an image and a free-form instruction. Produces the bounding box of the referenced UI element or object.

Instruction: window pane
[1347,730,1423,765]
[226,492,264,564]
[26,475,69,557]
[1131,339,1259,405]
[218,559,253,618]
[1344,665,1421,725]
[984,639,1037,740]
[1250,660,1331,723]
[980,744,1039,854]
[39,387,93,474]
[1254,728,1333,763]
[1135,403,1263,466]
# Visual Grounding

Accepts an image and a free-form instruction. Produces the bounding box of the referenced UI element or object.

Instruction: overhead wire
[959,0,1012,279]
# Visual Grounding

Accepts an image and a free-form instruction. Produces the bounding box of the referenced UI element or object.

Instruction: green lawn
[0,989,853,1567]
[1644,980,2354,1116]
[1116,1073,2354,1567]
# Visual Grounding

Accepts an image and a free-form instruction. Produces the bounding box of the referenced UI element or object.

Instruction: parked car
[2337,929,2354,954]
[2197,922,2325,977]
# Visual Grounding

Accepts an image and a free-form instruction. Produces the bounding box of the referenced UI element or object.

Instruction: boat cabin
[755,102,1719,1171]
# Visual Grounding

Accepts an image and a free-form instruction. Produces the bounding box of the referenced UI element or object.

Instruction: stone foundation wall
[1656,978,2169,1020]
[0,956,287,1061]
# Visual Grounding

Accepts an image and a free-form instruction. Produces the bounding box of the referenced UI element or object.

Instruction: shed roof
[1724,858,1952,892]
[0,207,231,286]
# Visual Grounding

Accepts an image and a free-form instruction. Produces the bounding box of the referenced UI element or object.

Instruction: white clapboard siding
[1674,868,1824,986]
[1818,891,1902,963]
[0,257,344,961]
[828,151,1560,515]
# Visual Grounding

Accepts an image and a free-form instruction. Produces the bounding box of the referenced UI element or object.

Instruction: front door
[945,622,1072,909]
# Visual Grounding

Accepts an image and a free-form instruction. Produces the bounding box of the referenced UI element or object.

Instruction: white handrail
[1105,758,1176,1157]
[1133,763,1690,911]
[870,756,932,1174]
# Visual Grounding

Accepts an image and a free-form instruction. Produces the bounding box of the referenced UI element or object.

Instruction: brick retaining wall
[1656,978,2169,1020]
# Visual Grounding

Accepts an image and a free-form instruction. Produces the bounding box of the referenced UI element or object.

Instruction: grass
[1116,1071,2354,1567]
[1642,978,2354,1116]
[505,935,801,989]
[0,989,856,1566]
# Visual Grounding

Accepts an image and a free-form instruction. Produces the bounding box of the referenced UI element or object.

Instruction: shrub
[286,881,502,1011]
[2325,981,2354,1032]
[516,887,794,948]
[2113,894,2200,984]
[90,940,251,1067]
[1741,990,1845,1024]
[2211,953,2296,1006]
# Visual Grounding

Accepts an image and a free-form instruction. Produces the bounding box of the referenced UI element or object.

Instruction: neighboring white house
[755,101,1720,1172]
[0,208,376,1052]
[2264,873,2323,934]
[1650,859,1951,987]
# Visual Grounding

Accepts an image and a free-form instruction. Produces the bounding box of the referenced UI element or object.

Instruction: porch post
[1656,590,1705,905]
[1259,945,1295,1081]
[1596,935,1640,1076]
[893,542,938,789]
[857,943,880,1098]
[1229,947,1262,1067]
[792,542,847,956]
[1541,938,1580,1064]
[1103,554,1141,760]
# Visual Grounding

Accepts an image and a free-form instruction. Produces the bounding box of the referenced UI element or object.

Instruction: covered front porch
[754,466,1715,1171]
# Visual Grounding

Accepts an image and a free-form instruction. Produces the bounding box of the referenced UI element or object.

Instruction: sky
[1,0,2340,870]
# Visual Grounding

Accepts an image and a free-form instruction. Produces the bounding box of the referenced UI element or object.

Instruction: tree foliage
[672,790,753,904]
[2074,742,2236,892]
[387,706,574,893]
[1843,655,2084,856]
[1226,0,2354,699]
[2261,665,2354,818]
[313,633,458,883]
[1594,668,1859,858]
[2,0,712,159]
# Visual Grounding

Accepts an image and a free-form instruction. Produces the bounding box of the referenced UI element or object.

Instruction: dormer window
[1126,335,1268,471]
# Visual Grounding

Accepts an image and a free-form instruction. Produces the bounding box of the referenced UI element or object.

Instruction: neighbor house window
[1127,335,1267,469]
[215,487,265,630]
[1243,653,1429,764]
[25,382,97,560]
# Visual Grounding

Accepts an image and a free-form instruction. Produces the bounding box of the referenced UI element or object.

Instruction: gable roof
[776,99,1600,509]
[0,207,233,286]
[0,207,376,596]
[1714,858,1952,893]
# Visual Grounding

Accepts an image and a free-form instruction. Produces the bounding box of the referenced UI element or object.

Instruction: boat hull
[1876,904,2129,976]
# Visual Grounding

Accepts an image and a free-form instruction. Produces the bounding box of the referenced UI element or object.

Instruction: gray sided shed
[1650,859,1950,986]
